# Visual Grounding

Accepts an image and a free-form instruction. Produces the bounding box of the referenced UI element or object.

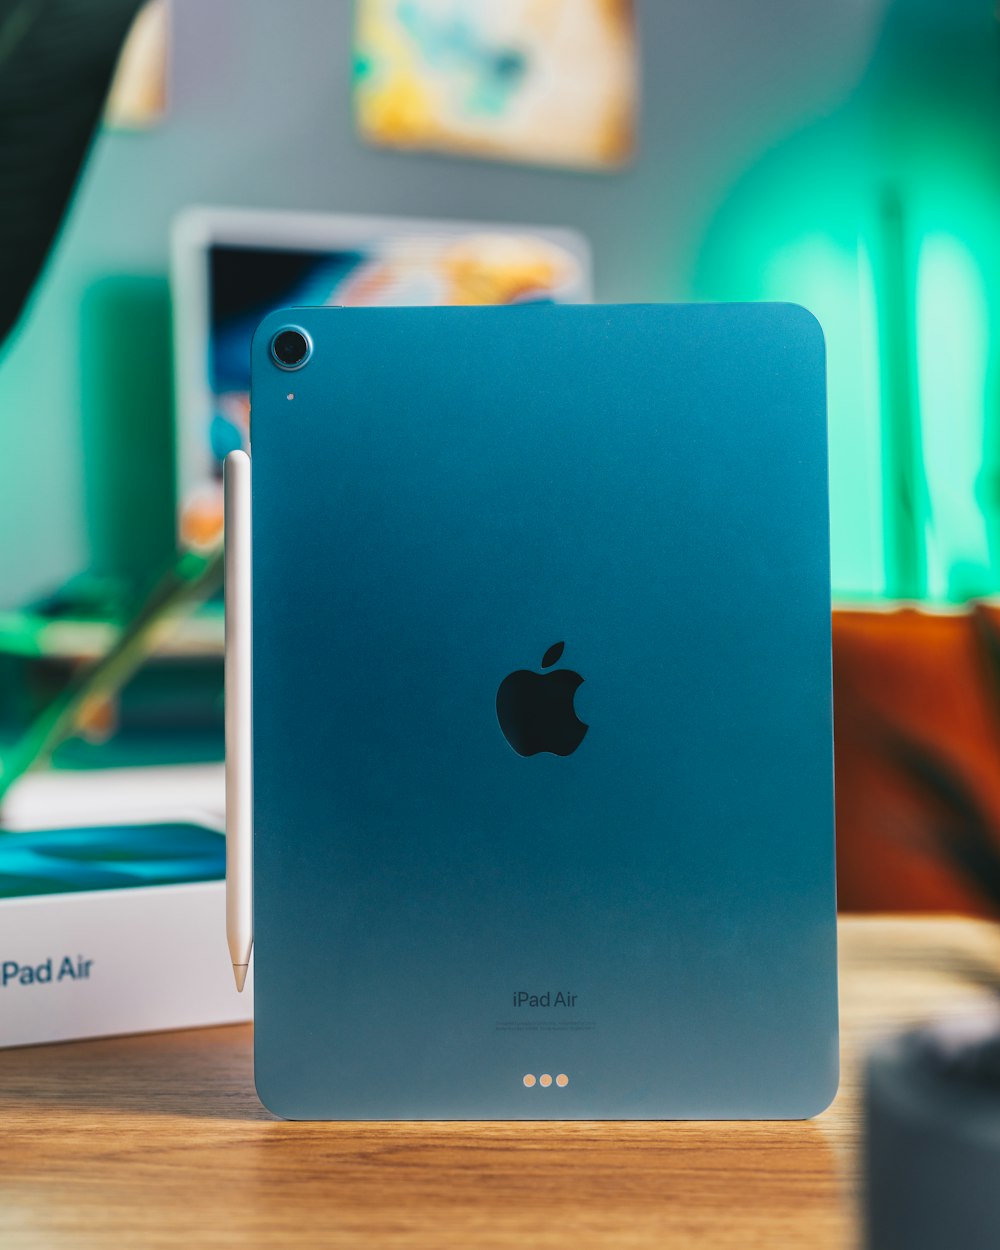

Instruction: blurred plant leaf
[0,1,219,815]
[0,547,222,815]
[883,729,1000,917]
[971,604,1000,707]
[0,0,144,345]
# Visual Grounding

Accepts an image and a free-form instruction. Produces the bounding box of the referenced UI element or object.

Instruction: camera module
[270,327,312,371]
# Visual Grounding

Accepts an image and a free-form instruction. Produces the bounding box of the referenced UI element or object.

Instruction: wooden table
[2,917,999,1250]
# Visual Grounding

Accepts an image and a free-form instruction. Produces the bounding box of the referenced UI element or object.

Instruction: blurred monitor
[170,206,591,550]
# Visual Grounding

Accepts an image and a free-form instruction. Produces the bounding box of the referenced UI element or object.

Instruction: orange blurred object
[834,607,1000,915]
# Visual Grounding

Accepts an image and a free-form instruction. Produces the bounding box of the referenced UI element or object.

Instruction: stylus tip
[233,963,248,993]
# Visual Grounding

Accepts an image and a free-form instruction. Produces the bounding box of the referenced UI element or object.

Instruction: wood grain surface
[2,917,999,1250]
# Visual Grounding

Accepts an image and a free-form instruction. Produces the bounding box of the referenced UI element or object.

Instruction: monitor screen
[174,216,590,549]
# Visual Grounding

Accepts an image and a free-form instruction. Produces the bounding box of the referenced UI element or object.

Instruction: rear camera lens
[270,327,311,370]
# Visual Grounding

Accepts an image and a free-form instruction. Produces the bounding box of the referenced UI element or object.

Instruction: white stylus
[224,449,253,991]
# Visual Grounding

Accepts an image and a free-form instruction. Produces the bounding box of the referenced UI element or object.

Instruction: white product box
[0,880,252,1047]
[0,764,252,1047]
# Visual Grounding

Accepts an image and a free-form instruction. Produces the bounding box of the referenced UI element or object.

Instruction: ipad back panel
[249,303,838,1120]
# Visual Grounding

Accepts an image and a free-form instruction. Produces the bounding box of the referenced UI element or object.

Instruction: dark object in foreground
[0,0,144,343]
[865,1008,1000,1249]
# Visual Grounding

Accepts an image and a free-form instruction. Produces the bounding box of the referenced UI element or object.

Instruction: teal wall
[7,0,992,608]
[691,1,1000,603]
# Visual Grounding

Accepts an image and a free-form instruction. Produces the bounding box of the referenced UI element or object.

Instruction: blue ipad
[246,303,838,1120]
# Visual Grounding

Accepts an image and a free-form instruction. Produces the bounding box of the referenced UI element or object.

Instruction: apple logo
[496,642,589,757]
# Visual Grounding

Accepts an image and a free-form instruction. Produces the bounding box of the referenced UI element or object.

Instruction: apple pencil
[224,450,253,991]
